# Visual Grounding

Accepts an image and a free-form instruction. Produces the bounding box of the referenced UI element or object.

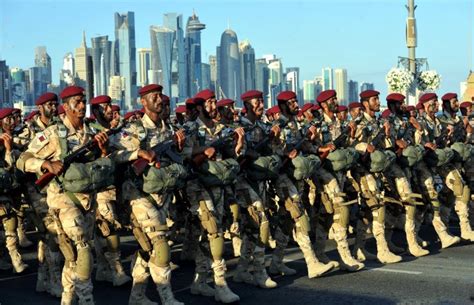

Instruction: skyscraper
[360,82,375,92]
[239,40,256,93]
[30,67,48,105]
[137,48,152,87]
[34,46,52,84]
[10,68,27,104]
[108,75,124,102]
[164,13,186,100]
[322,67,333,90]
[91,36,112,96]
[348,80,359,102]
[314,76,323,98]
[60,53,75,90]
[74,31,91,99]
[255,58,269,105]
[217,29,241,103]
[267,58,284,107]
[0,60,11,107]
[286,67,301,104]
[209,55,217,92]
[334,68,348,105]
[115,12,137,110]
[303,80,315,103]
[185,11,206,97]
[150,25,175,96]
[201,63,211,93]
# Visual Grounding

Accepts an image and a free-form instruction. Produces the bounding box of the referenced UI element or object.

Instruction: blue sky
[0,0,472,100]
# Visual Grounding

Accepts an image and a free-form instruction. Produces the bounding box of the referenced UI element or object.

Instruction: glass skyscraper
[185,12,206,97]
[150,25,175,97]
[217,29,241,102]
[91,36,112,96]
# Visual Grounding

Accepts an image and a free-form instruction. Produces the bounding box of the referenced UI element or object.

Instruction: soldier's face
[337,110,348,121]
[350,108,361,119]
[219,105,234,121]
[248,98,264,118]
[425,99,438,114]
[326,96,338,112]
[161,102,170,120]
[286,98,299,115]
[186,106,199,121]
[39,100,59,119]
[368,96,380,112]
[204,98,218,119]
[142,91,163,114]
[98,103,113,122]
[65,95,86,119]
[450,98,459,112]
[1,115,15,132]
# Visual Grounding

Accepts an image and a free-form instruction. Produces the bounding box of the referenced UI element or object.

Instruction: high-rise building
[185,11,206,97]
[201,63,211,94]
[137,48,152,87]
[255,58,269,105]
[164,13,186,100]
[34,46,52,84]
[303,80,315,103]
[75,31,91,98]
[239,40,256,93]
[334,68,348,105]
[150,25,175,96]
[314,76,323,98]
[0,60,11,107]
[60,53,75,90]
[286,67,300,104]
[115,12,137,110]
[360,82,375,92]
[10,68,27,104]
[209,55,217,92]
[217,29,241,103]
[30,67,48,105]
[322,67,333,91]
[348,80,359,102]
[268,58,284,107]
[108,75,124,102]
[91,36,112,96]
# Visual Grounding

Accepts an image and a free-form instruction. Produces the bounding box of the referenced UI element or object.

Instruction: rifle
[360,124,387,162]
[34,125,123,189]
[0,124,27,145]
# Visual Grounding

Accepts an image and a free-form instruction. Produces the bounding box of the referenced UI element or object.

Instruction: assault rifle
[35,125,123,189]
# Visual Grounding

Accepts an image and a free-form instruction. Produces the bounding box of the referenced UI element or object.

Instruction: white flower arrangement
[416,70,441,91]
[385,68,414,93]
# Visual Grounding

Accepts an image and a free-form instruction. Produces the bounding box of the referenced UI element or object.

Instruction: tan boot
[253,245,277,288]
[157,284,183,305]
[61,291,76,305]
[36,240,49,292]
[372,221,402,264]
[47,250,63,298]
[295,231,334,278]
[352,220,376,262]
[190,272,215,296]
[17,219,33,248]
[9,249,28,273]
[432,216,460,248]
[268,231,297,276]
[129,253,158,305]
[212,259,240,303]
[455,201,474,242]
[233,234,254,284]
[405,218,429,257]
[314,226,339,269]
[104,251,131,286]
[333,223,364,272]
[232,236,242,257]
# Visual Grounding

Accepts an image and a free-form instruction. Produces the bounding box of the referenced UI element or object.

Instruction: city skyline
[0,0,472,104]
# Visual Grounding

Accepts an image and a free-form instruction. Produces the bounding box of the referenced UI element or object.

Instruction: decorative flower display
[416,70,441,91]
[385,68,414,93]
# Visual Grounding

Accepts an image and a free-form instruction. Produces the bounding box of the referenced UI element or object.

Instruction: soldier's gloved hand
[204,147,216,160]
[95,131,109,157]
[424,142,437,150]
[307,125,318,141]
[366,144,376,153]
[288,149,298,159]
[409,117,422,131]
[396,139,408,150]
[0,133,13,152]
[234,127,245,155]
[319,143,336,154]
[270,125,281,139]
[41,160,64,175]
[138,149,156,163]
[175,129,186,151]
[230,221,240,235]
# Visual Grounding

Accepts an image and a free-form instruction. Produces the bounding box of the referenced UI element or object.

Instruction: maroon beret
[111,105,120,112]
[57,104,65,115]
[175,105,186,114]
[0,108,15,120]
[269,105,280,114]
[241,90,263,101]
[90,95,111,105]
[195,89,215,100]
[124,112,135,121]
[12,108,21,114]
[386,93,405,102]
[441,92,457,101]
[266,108,274,116]
[241,107,247,115]
[419,93,438,104]
[360,90,380,99]
[276,91,297,102]
[405,105,416,112]
[36,92,58,106]
[348,102,363,109]
[217,99,234,108]
[460,101,472,108]
[297,110,304,117]
[301,103,314,113]
[60,86,85,100]
[162,94,170,103]
[135,110,144,117]
[24,110,39,122]
[337,105,348,112]
[312,104,321,111]
[415,102,424,110]
[185,98,196,106]
[316,90,337,103]
[139,84,163,97]
[381,109,392,119]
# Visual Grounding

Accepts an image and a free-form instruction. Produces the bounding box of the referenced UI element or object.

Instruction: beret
[360,90,380,99]
[380,109,392,119]
[241,107,247,114]
[301,103,314,113]
[24,110,39,122]
[185,98,196,106]
[337,105,348,112]
[348,102,363,109]
[175,105,186,114]
[12,108,21,114]
[241,90,263,101]
[0,108,15,120]
[316,90,336,103]
[269,105,280,114]
[460,101,472,108]
[406,105,416,112]
[276,91,297,102]
[124,112,135,121]
[35,92,58,106]
[90,95,111,105]
[386,93,405,102]
[419,93,438,104]
[60,86,85,100]
[57,104,65,115]
[216,99,234,107]
[161,94,170,103]
[415,102,424,110]
[312,104,321,111]
[139,84,162,97]
[195,89,215,100]
[111,105,120,112]
[441,92,457,101]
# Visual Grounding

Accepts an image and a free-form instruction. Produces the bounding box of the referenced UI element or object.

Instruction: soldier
[348,102,363,120]
[183,89,241,303]
[216,99,237,125]
[0,107,29,274]
[269,90,335,278]
[17,85,111,305]
[110,84,186,305]
[406,105,417,119]
[89,95,131,287]
[175,105,186,127]
[416,102,424,117]
[410,93,461,249]
[336,105,348,121]
[232,90,278,288]
[313,89,364,271]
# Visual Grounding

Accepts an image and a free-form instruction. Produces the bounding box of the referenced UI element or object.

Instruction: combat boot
[333,223,364,272]
[352,220,377,262]
[157,284,183,305]
[432,216,460,248]
[295,231,334,278]
[47,250,63,298]
[104,251,131,286]
[129,253,158,305]
[372,221,402,264]
[232,236,242,257]
[17,221,33,248]
[455,201,474,242]
[212,259,240,303]
[190,272,215,296]
[61,291,77,305]
[233,265,254,284]
[9,249,28,273]
[314,227,339,269]
[252,245,277,288]
[405,218,429,257]
[268,231,297,276]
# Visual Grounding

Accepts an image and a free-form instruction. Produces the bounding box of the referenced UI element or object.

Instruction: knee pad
[259,218,270,246]
[199,201,218,235]
[246,206,261,230]
[150,235,170,268]
[75,242,92,281]
[229,202,240,223]
[461,185,471,204]
[208,233,224,261]
[106,234,120,252]
[58,233,76,264]
[295,213,310,234]
[2,215,17,232]
[284,198,303,220]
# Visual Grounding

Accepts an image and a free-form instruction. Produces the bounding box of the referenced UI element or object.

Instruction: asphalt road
[1,225,474,305]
